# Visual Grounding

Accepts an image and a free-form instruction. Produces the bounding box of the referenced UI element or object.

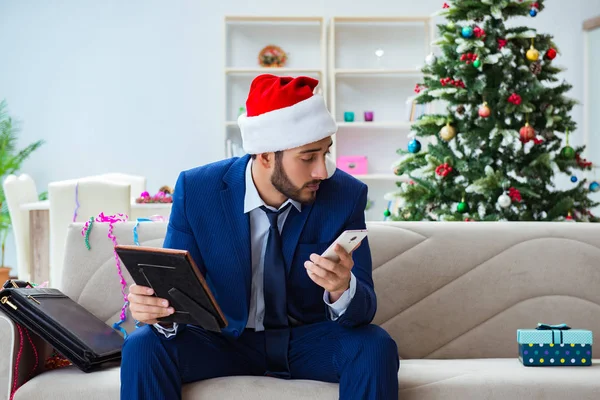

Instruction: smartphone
[321,229,368,262]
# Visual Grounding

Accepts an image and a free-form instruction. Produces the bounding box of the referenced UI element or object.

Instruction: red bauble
[478,102,491,118]
[519,123,536,142]
[546,48,557,60]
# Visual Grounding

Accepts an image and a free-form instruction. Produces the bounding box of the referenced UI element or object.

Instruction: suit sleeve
[332,184,377,327]
[163,171,206,276]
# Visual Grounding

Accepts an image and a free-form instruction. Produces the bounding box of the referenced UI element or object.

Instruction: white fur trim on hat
[238,94,337,154]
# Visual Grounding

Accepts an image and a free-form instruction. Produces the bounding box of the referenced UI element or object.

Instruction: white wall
[1,0,600,274]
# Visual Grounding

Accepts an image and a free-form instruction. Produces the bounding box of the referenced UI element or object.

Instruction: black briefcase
[0,280,124,372]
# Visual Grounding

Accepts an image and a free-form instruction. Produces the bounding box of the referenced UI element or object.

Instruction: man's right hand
[128,284,175,325]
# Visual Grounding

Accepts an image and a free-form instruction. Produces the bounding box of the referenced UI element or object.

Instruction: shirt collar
[244,158,302,214]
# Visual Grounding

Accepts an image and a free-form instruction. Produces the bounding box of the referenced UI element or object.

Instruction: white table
[20,200,172,284]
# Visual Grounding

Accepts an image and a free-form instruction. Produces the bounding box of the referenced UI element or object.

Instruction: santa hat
[237,74,337,154]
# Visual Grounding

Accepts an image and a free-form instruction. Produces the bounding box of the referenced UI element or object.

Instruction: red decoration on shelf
[440,77,465,88]
[508,187,522,202]
[498,38,508,49]
[508,93,522,105]
[435,163,453,177]
[443,2,450,8]
[414,84,422,93]
[546,48,557,60]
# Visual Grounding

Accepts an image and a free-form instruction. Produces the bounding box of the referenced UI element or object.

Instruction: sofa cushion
[13,359,600,400]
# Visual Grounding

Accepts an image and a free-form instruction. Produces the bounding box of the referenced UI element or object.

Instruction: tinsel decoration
[84,217,94,250]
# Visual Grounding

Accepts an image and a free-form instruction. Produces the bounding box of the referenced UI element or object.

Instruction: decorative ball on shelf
[530,8,538,17]
[440,123,457,141]
[408,138,422,153]
[589,181,600,192]
[571,176,578,183]
[478,102,491,118]
[561,146,576,159]
[258,45,288,68]
[519,123,536,143]
[546,48,557,60]
[457,201,468,213]
[526,45,540,61]
[383,209,391,218]
[473,58,481,68]
[425,53,437,66]
[461,26,474,38]
[498,192,512,208]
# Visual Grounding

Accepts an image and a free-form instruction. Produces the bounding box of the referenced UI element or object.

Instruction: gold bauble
[440,123,457,141]
[526,45,539,61]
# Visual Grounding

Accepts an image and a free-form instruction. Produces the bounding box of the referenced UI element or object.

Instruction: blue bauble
[571,176,578,183]
[530,9,538,17]
[461,26,474,38]
[589,181,600,192]
[408,138,422,153]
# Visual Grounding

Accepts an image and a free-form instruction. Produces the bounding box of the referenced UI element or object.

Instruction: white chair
[2,174,39,281]
[90,173,146,200]
[48,179,131,288]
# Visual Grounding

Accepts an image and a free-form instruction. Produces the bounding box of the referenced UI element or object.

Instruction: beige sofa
[2,221,599,399]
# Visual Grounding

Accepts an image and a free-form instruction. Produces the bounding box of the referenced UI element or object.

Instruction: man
[121,74,399,399]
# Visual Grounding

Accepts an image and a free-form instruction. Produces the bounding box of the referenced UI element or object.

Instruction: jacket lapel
[282,202,313,275]
[220,155,252,295]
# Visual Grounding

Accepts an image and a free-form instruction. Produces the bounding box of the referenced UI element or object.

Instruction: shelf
[336,122,412,129]
[226,16,324,23]
[226,68,323,75]
[352,174,403,181]
[334,68,422,76]
[333,16,430,23]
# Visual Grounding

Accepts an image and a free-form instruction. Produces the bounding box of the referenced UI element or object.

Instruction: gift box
[517,323,593,366]
[337,156,368,175]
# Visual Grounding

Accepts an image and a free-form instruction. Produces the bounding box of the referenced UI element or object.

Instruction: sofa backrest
[61,221,600,359]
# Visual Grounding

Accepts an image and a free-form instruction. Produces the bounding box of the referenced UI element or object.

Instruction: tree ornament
[519,122,535,143]
[383,209,391,218]
[425,53,437,66]
[478,102,491,118]
[498,38,508,49]
[473,58,481,68]
[571,176,578,183]
[456,105,466,115]
[457,200,468,213]
[509,187,522,202]
[560,129,576,159]
[408,138,422,153]
[461,26,474,38]
[565,211,575,222]
[530,60,542,75]
[498,192,512,208]
[589,181,600,192]
[508,93,522,105]
[440,123,457,141]
[530,3,539,17]
[546,48,557,60]
[447,21,455,30]
[526,39,540,61]
[435,163,453,177]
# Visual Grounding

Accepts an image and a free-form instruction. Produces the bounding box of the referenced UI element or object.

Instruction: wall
[1,0,599,274]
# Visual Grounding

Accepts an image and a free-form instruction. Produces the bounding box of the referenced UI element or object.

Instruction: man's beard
[271,156,320,205]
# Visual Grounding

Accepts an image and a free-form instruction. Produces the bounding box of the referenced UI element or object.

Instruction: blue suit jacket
[163,154,376,338]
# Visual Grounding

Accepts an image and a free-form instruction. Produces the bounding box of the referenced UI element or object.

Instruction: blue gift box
[517,323,593,366]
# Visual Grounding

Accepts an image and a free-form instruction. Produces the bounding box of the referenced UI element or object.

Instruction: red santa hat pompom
[238,74,337,154]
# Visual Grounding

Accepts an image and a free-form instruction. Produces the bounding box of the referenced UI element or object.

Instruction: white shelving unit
[329,16,433,220]
[224,16,327,158]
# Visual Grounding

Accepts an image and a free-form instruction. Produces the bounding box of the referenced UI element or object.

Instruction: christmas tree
[389,0,599,222]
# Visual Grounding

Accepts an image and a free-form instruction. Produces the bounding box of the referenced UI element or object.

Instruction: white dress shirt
[154,159,356,337]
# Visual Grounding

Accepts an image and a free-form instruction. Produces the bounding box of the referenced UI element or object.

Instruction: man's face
[271,137,332,205]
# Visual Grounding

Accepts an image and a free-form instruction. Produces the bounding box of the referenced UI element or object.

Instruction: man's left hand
[305,243,359,302]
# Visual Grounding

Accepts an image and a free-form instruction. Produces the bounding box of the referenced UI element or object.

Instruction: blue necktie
[260,203,292,378]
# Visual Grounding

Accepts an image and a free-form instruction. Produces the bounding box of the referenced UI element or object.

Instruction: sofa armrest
[0,313,52,400]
